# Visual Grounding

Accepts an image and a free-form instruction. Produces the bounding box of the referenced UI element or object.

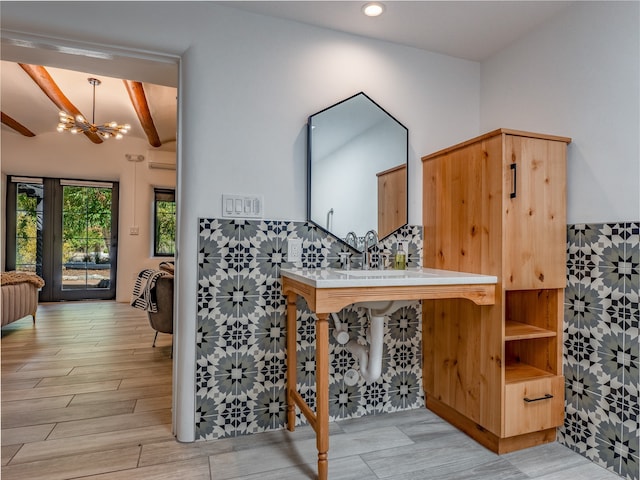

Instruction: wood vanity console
[281,268,497,480]
[422,128,571,453]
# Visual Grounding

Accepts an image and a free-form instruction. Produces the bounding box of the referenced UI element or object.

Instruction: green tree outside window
[154,189,176,256]
[62,186,112,264]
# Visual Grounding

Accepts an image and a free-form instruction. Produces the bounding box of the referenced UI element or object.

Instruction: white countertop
[281,267,498,289]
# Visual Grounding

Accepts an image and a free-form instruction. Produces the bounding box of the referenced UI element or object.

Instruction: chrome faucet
[344,231,358,250]
[362,230,378,270]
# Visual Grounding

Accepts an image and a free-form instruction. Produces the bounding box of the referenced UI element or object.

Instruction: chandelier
[57,77,130,139]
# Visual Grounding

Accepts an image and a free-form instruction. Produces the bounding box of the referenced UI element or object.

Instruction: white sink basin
[280,267,497,289]
[333,269,431,277]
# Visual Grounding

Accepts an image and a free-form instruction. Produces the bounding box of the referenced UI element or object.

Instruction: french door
[6,177,119,301]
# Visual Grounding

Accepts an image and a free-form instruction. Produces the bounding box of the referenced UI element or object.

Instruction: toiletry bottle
[394,243,406,270]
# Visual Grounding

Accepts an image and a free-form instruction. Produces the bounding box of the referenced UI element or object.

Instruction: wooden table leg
[286,292,297,431]
[315,313,330,480]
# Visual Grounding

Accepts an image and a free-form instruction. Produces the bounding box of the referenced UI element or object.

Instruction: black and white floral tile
[195,218,424,440]
[561,222,639,480]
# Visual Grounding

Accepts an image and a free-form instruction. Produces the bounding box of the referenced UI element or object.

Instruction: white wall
[480,1,640,224]
[1,132,176,301]
[179,7,480,225]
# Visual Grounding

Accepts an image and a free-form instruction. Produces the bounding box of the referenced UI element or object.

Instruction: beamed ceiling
[1,61,177,147]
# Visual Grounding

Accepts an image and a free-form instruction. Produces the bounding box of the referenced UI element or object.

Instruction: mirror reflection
[307,92,408,251]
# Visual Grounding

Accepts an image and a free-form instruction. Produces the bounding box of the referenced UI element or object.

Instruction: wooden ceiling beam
[1,112,36,137]
[123,80,161,148]
[18,64,103,144]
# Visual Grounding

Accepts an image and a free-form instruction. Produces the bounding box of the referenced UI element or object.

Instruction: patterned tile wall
[562,222,639,480]
[195,219,424,440]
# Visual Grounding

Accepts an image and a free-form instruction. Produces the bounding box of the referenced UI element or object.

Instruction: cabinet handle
[523,393,553,403]
[510,163,517,198]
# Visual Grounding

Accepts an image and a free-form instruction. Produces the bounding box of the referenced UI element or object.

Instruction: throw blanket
[1,271,45,288]
[131,269,170,313]
[158,261,175,274]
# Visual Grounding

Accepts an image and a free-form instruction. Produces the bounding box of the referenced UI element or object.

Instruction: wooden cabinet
[421,129,571,453]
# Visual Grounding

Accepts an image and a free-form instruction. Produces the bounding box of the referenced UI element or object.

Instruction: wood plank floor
[1,301,622,479]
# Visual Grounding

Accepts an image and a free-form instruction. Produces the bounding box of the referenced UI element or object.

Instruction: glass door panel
[61,185,112,291]
[15,182,44,275]
[6,177,118,302]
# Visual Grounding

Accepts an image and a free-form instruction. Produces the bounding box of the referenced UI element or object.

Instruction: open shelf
[505,320,556,341]
[505,362,555,384]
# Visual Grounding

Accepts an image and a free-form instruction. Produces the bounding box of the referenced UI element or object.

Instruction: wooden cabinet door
[502,135,567,289]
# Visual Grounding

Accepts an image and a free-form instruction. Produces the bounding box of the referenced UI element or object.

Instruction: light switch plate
[287,239,303,263]
[222,194,264,218]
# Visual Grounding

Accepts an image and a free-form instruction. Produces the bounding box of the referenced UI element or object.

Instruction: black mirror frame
[306,92,408,251]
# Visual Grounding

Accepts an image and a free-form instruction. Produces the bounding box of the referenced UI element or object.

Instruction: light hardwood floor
[1,301,622,479]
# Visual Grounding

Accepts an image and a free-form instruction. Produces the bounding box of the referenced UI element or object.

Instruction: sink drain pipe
[346,309,384,383]
[330,312,350,345]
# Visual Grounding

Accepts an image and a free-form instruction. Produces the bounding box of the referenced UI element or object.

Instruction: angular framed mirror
[307,92,408,251]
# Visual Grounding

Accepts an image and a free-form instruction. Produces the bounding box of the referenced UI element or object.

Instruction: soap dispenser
[394,242,406,270]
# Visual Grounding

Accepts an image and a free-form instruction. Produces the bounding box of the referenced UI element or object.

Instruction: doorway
[5,177,119,302]
[0,31,189,441]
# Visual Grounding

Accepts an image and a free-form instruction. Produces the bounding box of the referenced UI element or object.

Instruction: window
[154,188,176,257]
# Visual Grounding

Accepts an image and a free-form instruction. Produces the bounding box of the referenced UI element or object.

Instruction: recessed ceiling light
[362,2,385,17]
